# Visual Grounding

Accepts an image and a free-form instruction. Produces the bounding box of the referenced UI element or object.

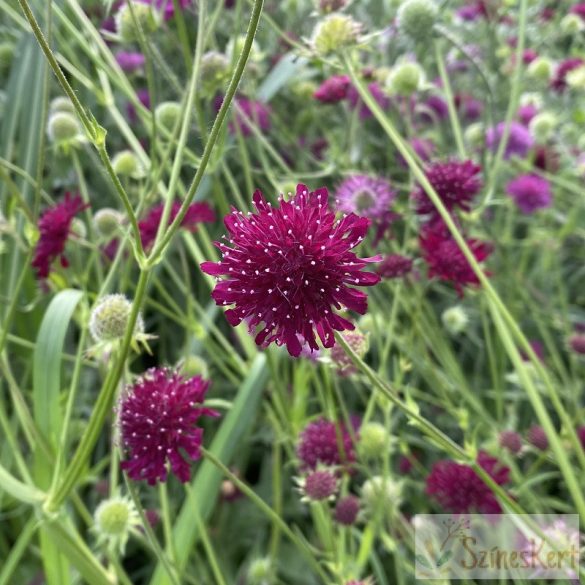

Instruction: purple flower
[32,193,88,279]
[201,184,381,357]
[314,75,351,104]
[397,138,435,168]
[517,103,538,126]
[505,174,552,214]
[137,0,191,20]
[426,452,510,513]
[334,175,395,220]
[526,425,548,451]
[499,430,522,454]
[412,160,483,216]
[376,254,413,279]
[420,94,449,122]
[552,58,584,93]
[139,201,215,250]
[334,495,360,525]
[297,417,360,470]
[115,51,145,73]
[119,368,219,485]
[486,121,534,160]
[127,88,150,125]
[347,82,390,120]
[230,98,271,137]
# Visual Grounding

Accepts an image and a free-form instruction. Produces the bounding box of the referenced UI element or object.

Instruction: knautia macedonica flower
[230,98,271,137]
[32,193,87,279]
[201,184,381,357]
[505,174,552,214]
[426,451,510,513]
[376,254,413,279]
[499,430,522,454]
[119,368,219,485]
[330,329,369,376]
[139,201,215,250]
[486,121,534,160]
[334,495,360,525]
[297,468,339,501]
[297,417,360,470]
[419,222,493,295]
[569,334,585,355]
[334,174,395,220]
[526,425,549,451]
[313,74,351,104]
[115,51,145,73]
[138,0,191,20]
[412,160,483,216]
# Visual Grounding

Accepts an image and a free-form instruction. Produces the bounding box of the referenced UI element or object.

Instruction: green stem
[147,0,265,265]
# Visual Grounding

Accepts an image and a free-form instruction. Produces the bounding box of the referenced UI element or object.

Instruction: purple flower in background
[419,94,449,123]
[115,51,145,73]
[334,175,395,220]
[397,138,435,168]
[137,0,191,20]
[230,98,271,137]
[506,174,552,214]
[552,58,584,93]
[486,122,534,160]
[314,75,351,104]
[517,103,538,127]
[127,88,150,125]
[347,82,390,120]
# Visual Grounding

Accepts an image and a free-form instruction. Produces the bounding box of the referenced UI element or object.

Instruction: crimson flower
[426,451,510,513]
[201,184,380,357]
[314,75,351,104]
[119,368,219,485]
[32,193,87,279]
[139,201,215,250]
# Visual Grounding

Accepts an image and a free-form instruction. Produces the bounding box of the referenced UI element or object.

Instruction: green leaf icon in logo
[436,549,453,567]
[416,554,433,569]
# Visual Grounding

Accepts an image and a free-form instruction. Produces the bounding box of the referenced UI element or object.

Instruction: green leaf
[150,354,268,585]
[258,53,309,103]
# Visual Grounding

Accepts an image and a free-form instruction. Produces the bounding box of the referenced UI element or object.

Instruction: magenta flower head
[32,193,88,279]
[526,425,548,451]
[499,430,523,454]
[376,254,413,279]
[230,98,271,138]
[426,451,510,513]
[419,222,492,295]
[115,51,145,73]
[297,417,360,470]
[552,58,584,93]
[334,174,395,220]
[139,201,215,250]
[201,184,381,357]
[137,0,191,20]
[335,495,360,525]
[314,75,351,104]
[486,122,534,160]
[412,160,483,216]
[119,368,219,485]
[505,174,552,214]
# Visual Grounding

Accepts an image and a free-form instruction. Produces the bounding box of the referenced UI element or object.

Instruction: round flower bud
[70,217,87,240]
[499,430,522,454]
[89,294,144,343]
[179,355,209,379]
[315,0,349,13]
[330,329,368,376]
[94,208,124,238]
[299,469,339,501]
[334,495,360,525]
[201,51,230,93]
[361,476,402,517]
[155,101,183,132]
[569,334,585,355]
[247,558,274,585]
[115,2,159,43]
[111,150,144,179]
[50,96,76,115]
[441,305,469,335]
[226,35,264,63]
[94,496,139,553]
[561,13,584,36]
[292,80,318,100]
[0,42,14,72]
[566,65,585,90]
[387,62,424,96]
[358,422,390,460]
[529,112,556,142]
[527,57,553,82]
[397,0,438,42]
[311,14,362,56]
[47,112,81,144]
[526,425,548,451]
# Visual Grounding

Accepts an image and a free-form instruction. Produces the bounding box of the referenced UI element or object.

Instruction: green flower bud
[115,2,159,43]
[292,80,318,100]
[89,294,144,343]
[70,217,87,240]
[47,112,81,144]
[111,150,145,179]
[330,329,368,376]
[94,496,139,553]
[201,51,230,93]
[529,112,556,142]
[50,96,76,115]
[247,558,274,585]
[397,0,438,41]
[441,305,469,335]
[566,65,585,90]
[526,57,553,82]
[155,101,183,132]
[311,14,362,56]
[361,476,402,517]
[94,208,124,238]
[179,355,209,378]
[464,122,484,147]
[561,13,584,36]
[226,35,264,63]
[387,62,424,96]
[358,422,390,460]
